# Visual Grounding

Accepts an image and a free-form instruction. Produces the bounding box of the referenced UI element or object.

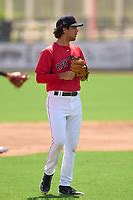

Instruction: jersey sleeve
[35,49,60,84]
[78,47,87,66]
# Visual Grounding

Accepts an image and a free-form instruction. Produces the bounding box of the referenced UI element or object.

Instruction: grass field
[0,72,133,200]
[0,72,133,121]
[0,152,133,200]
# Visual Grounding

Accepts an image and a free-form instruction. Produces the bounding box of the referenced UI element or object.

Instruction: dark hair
[53,25,69,39]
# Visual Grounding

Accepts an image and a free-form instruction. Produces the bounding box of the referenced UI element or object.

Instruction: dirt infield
[0,121,133,156]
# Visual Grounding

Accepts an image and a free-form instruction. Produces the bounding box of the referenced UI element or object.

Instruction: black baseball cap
[56,15,83,28]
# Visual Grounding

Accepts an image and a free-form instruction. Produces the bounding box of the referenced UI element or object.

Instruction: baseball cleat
[59,185,84,195]
[0,146,9,154]
[39,173,53,194]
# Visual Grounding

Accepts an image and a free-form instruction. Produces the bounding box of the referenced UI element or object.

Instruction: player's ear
[63,27,68,34]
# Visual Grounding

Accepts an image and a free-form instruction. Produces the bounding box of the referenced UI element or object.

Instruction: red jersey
[35,42,86,92]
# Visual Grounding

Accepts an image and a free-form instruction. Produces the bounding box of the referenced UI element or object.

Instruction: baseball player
[35,15,88,195]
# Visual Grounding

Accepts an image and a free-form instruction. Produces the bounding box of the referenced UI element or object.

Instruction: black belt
[54,91,78,96]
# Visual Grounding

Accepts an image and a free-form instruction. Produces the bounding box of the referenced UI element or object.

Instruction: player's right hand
[59,71,75,80]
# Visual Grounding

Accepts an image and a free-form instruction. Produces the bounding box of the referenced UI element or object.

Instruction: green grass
[0,72,133,121]
[81,73,133,120]
[0,151,133,200]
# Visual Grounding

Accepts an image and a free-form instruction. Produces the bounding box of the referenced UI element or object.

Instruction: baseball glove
[71,56,89,81]
[7,72,28,88]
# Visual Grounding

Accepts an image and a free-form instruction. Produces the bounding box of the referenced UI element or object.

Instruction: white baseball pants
[44,91,82,186]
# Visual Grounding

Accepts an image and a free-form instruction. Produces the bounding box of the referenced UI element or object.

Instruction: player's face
[66,27,79,41]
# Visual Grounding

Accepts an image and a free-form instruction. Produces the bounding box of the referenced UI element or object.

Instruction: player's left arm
[78,47,88,67]
[70,47,89,81]
[0,71,28,88]
[0,71,7,77]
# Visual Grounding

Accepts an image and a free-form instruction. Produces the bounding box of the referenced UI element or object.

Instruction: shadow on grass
[27,193,80,200]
